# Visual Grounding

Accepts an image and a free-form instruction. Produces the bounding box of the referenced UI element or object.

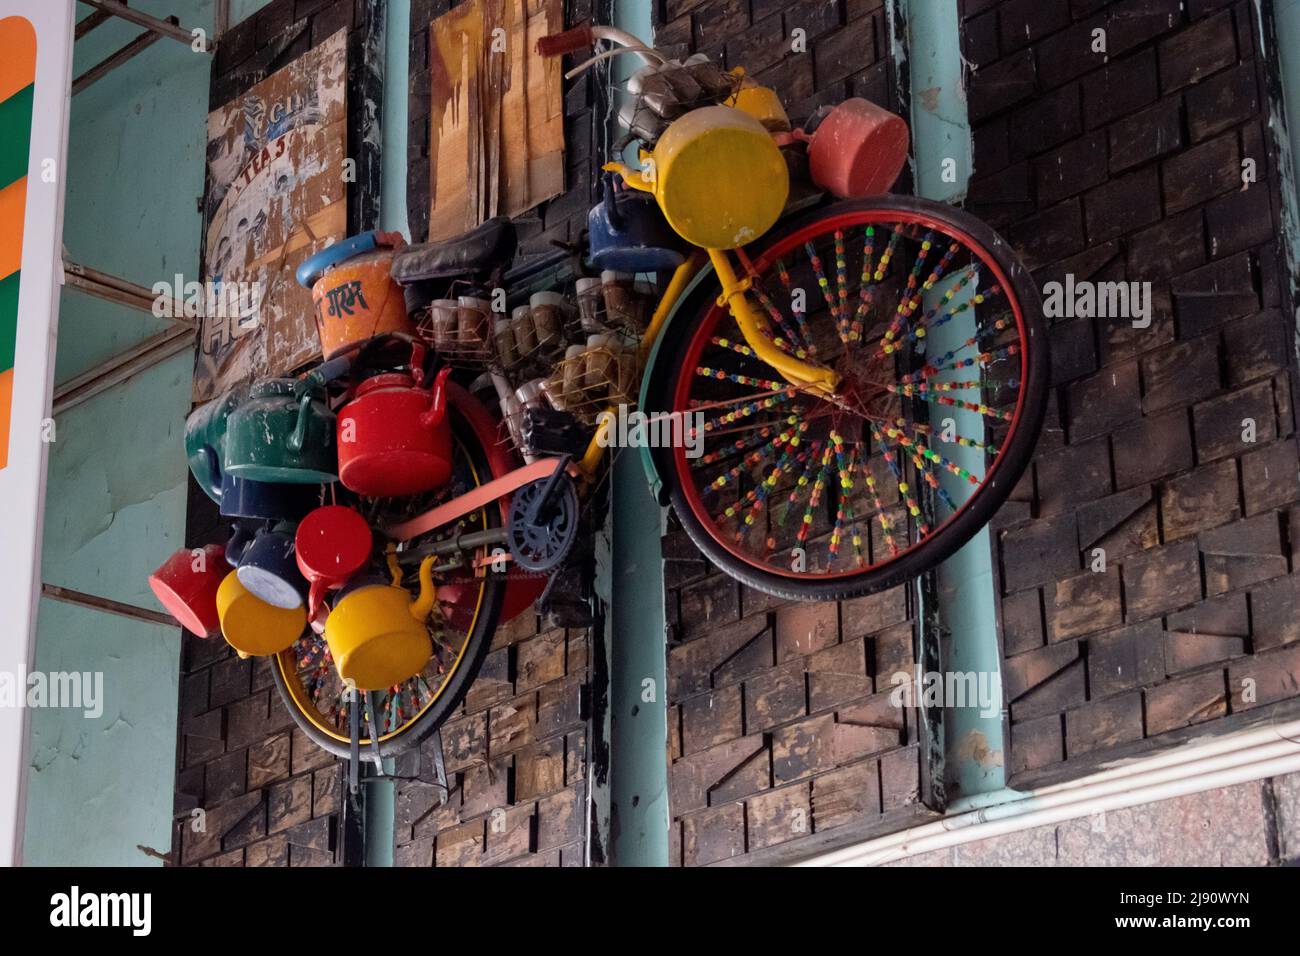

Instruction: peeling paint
[952,729,1004,771]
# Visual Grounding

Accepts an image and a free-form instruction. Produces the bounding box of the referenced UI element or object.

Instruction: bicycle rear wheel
[655,195,1048,602]
[272,385,506,758]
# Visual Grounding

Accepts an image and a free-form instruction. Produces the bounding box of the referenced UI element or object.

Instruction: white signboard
[0,1,73,866]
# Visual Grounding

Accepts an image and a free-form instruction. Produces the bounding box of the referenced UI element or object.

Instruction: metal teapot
[324,554,438,691]
[224,378,337,484]
[586,172,687,273]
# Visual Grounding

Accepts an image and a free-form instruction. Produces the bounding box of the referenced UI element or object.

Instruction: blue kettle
[586,172,687,273]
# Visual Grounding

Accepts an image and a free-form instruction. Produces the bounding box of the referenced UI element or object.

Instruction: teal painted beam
[605,0,669,868]
[608,447,670,866]
[360,0,409,868]
[381,0,412,239]
[896,0,1008,800]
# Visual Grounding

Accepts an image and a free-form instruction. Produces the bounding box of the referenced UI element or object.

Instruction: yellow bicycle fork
[704,248,841,393]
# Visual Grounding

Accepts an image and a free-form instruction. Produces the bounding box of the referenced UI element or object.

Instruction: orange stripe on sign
[0,17,35,104]
[0,176,25,281]
[0,367,11,470]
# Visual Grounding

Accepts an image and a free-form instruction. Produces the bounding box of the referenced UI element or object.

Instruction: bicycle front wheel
[655,195,1048,602]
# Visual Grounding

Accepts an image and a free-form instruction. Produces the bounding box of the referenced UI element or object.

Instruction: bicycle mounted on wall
[154,22,1048,762]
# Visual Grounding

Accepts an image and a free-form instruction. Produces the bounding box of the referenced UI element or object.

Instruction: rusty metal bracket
[52,325,194,416]
[79,1,203,48]
[62,258,190,327]
[71,1,214,94]
[41,583,176,627]
[72,18,177,95]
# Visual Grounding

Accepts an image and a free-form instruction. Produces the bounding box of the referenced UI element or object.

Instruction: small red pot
[295,505,374,618]
[337,367,454,497]
[148,544,228,637]
[807,98,909,199]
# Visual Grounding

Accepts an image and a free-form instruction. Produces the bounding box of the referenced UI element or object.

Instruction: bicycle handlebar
[536,22,663,70]
[535,23,594,57]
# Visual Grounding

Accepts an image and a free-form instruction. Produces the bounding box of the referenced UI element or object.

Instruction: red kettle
[337,365,454,497]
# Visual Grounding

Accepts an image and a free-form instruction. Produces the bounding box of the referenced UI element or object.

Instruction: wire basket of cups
[496,291,580,374]
[415,294,498,367]
[541,336,641,424]
[574,270,658,336]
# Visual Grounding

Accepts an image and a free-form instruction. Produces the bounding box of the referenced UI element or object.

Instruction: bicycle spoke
[775,259,817,353]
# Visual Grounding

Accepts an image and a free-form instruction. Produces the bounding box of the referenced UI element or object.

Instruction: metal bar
[62,272,154,313]
[66,263,165,300]
[75,5,118,40]
[385,457,561,540]
[397,527,509,562]
[81,0,199,48]
[40,583,176,627]
[53,326,188,398]
[62,260,191,329]
[341,773,366,866]
[364,691,385,769]
[213,0,230,41]
[348,692,361,802]
[72,25,166,96]
[52,326,194,415]
[430,728,449,806]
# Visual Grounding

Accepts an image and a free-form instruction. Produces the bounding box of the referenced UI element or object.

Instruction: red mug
[148,544,228,637]
[294,505,373,618]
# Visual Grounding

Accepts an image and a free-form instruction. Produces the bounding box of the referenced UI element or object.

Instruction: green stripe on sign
[0,269,17,372]
[0,83,33,191]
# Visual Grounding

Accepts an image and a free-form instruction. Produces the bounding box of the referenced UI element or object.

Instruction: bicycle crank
[507,472,580,574]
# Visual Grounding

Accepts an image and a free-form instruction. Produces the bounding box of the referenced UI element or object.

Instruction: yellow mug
[605,105,789,250]
[216,572,307,657]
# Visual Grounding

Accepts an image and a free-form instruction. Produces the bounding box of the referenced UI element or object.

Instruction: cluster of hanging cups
[150,236,463,692]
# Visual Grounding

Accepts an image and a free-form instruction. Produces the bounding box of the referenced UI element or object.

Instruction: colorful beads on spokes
[681,214,1028,581]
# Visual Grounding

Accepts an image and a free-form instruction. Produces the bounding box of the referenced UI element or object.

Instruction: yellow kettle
[604,103,789,251]
[216,572,307,657]
[323,555,436,691]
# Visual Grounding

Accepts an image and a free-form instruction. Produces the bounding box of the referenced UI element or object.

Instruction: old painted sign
[427,0,566,241]
[196,29,348,401]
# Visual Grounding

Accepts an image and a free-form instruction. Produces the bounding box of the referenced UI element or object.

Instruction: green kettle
[184,386,247,503]
[224,378,338,484]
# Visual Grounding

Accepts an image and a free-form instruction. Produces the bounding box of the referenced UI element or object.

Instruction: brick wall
[961,0,1300,787]
[175,0,384,868]
[654,0,895,125]
[652,0,936,866]
[389,609,591,866]
[174,593,346,866]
